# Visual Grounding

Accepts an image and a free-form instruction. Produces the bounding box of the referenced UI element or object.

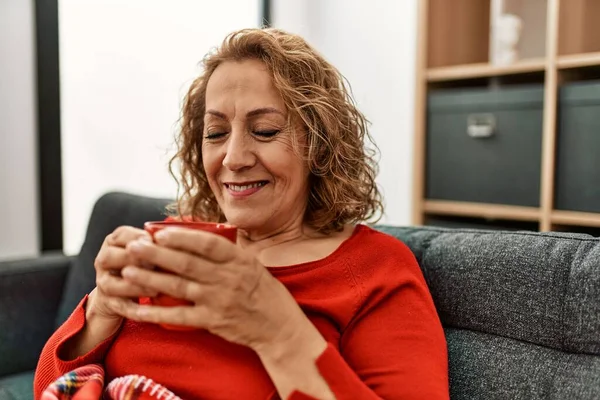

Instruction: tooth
[228,183,265,192]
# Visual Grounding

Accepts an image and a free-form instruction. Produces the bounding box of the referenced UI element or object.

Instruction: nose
[222,130,255,171]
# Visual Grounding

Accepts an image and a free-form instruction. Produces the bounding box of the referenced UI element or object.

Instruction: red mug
[141,220,237,330]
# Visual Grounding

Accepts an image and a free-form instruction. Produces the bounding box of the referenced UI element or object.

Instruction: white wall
[272,0,418,225]
[0,0,40,260]
[59,0,260,254]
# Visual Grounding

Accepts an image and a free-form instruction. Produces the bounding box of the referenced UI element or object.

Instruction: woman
[34,28,448,399]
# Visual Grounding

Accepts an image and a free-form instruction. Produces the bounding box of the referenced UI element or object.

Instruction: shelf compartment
[427,0,490,68]
[423,200,541,222]
[427,58,547,82]
[426,84,544,207]
[551,211,600,228]
[558,0,600,56]
[557,52,600,69]
[554,80,600,213]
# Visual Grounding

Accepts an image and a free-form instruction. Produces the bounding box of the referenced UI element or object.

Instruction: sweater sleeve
[33,295,119,400]
[291,238,449,400]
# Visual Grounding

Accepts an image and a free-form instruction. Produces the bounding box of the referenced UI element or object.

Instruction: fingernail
[137,306,150,317]
[139,235,153,243]
[154,230,168,241]
[122,266,136,278]
[129,240,147,252]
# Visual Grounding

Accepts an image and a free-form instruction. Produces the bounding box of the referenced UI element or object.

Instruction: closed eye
[204,132,227,140]
[253,130,280,138]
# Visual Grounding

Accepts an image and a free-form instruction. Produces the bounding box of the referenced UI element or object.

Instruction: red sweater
[34,225,449,399]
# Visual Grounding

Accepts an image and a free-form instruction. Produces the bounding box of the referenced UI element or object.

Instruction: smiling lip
[223,181,268,198]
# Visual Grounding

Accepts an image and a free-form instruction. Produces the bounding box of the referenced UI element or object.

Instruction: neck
[236,217,317,255]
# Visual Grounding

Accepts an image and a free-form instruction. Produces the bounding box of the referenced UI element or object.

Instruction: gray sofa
[1,192,599,399]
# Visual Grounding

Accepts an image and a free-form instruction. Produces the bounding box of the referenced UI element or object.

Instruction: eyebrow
[205,107,285,119]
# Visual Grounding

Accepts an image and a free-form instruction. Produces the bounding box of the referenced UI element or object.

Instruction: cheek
[281,146,308,186]
[201,146,220,184]
[264,147,298,179]
[281,156,309,190]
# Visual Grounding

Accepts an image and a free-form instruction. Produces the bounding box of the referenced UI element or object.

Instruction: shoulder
[342,225,429,295]
[340,226,439,329]
[348,224,417,266]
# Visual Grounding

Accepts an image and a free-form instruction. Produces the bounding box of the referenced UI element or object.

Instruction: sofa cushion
[56,192,171,325]
[446,328,600,399]
[0,371,34,400]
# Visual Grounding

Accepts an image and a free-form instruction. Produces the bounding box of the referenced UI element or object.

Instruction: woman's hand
[90,226,158,321]
[63,226,158,359]
[119,227,334,399]
[119,228,308,350]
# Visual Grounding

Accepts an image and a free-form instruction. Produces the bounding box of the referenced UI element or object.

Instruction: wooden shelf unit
[557,52,600,69]
[413,0,600,234]
[423,201,541,222]
[551,211,600,228]
[426,58,547,82]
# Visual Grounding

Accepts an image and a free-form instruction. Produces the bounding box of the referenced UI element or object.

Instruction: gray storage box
[556,80,600,213]
[426,84,544,206]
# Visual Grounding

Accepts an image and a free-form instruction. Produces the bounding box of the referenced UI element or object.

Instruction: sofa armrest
[0,253,73,377]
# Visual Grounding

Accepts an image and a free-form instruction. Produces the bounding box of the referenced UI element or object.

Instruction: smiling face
[202,59,310,236]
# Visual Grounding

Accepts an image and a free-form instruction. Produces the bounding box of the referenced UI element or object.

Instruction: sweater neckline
[266,224,368,275]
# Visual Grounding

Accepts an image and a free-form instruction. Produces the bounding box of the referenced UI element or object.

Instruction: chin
[222,210,265,231]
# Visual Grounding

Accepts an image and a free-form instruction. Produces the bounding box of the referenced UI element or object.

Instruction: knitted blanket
[41,364,183,400]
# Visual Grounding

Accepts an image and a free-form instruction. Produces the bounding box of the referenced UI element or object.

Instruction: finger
[125,240,216,281]
[98,270,158,298]
[95,247,131,271]
[153,228,235,263]
[118,301,210,329]
[105,296,143,319]
[107,226,152,247]
[121,266,202,301]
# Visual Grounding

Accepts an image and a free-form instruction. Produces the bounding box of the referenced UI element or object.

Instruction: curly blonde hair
[169,28,383,233]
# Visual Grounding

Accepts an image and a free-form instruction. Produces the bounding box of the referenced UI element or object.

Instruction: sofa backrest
[60,193,600,399]
[377,225,600,399]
